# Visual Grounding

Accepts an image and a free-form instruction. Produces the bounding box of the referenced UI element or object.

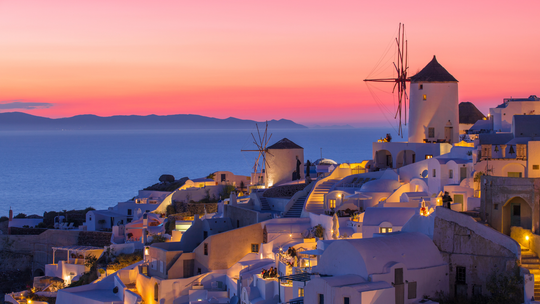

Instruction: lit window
[329,199,336,209]
[423,94,427,100]
[298,288,304,297]
[379,227,392,233]
[425,155,433,159]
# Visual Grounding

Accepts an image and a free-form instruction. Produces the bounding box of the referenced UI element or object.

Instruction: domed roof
[360,179,401,193]
[267,138,303,150]
[314,158,337,165]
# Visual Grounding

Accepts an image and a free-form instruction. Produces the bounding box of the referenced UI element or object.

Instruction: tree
[14,213,26,218]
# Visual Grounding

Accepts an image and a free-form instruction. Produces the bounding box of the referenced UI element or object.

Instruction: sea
[0,127,404,216]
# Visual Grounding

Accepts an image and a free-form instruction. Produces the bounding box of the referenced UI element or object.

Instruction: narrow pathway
[521,245,540,300]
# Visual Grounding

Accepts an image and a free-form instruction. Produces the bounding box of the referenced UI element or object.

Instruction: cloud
[0,100,54,110]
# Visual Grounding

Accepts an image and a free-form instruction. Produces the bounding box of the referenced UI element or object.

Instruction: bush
[107,251,143,272]
[166,205,176,217]
[0,216,8,222]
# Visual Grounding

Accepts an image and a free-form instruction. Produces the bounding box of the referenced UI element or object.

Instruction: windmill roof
[410,56,458,82]
[459,102,486,124]
[267,138,303,150]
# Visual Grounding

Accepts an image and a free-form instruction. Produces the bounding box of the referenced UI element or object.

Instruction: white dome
[314,158,338,165]
[360,179,401,193]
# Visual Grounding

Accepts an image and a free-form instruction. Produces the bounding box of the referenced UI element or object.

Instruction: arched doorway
[34,268,44,277]
[396,150,416,168]
[502,197,532,235]
[375,150,393,169]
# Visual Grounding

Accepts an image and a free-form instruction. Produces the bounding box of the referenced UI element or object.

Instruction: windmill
[241,121,273,186]
[364,23,409,137]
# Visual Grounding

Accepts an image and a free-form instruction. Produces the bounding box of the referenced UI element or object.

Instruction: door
[445,127,453,143]
[460,167,467,182]
[395,268,404,304]
[183,259,194,277]
[511,203,521,227]
[454,194,464,211]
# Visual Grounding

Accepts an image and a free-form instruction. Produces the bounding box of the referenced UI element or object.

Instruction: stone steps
[521,246,540,297]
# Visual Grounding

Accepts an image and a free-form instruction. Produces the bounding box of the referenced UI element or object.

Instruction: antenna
[241,121,273,186]
[364,23,409,137]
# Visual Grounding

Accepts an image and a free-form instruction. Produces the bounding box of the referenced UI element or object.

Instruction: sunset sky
[1,0,539,127]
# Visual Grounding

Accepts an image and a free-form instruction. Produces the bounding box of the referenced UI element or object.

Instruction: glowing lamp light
[526,235,530,241]
[289,234,292,237]
[145,246,150,255]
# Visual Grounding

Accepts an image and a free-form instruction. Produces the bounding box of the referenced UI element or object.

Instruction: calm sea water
[0,128,403,216]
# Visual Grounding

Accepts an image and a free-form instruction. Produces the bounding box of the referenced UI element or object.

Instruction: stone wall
[433,213,519,299]
[263,183,308,198]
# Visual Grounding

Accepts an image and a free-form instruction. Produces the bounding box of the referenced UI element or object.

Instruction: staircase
[304,179,340,214]
[284,195,307,218]
[521,245,540,299]
[259,197,271,211]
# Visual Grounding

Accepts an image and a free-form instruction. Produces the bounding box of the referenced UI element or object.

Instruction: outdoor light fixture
[289,234,292,237]
[145,246,149,255]
[526,235,530,241]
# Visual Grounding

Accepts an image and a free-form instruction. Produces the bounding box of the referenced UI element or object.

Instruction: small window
[344,297,350,304]
[319,294,324,304]
[237,220,240,228]
[534,165,539,170]
[298,288,304,297]
[379,227,392,233]
[419,84,423,90]
[494,204,498,210]
[423,94,427,100]
[449,170,453,179]
[127,209,132,216]
[456,266,466,283]
[221,174,226,182]
[198,268,202,274]
[204,243,208,255]
[433,169,436,178]
[428,127,435,138]
[425,155,433,159]
[154,283,159,301]
[251,244,259,253]
[408,281,417,299]
[329,199,336,209]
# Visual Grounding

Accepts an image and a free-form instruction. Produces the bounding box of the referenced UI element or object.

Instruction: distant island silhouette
[0,112,307,131]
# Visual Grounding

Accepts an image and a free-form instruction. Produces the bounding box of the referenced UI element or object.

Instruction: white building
[265,138,304,188]
[305,232,448,304]
[489,95,540,132]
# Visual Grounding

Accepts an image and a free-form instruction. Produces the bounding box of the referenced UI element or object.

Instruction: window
[329,199,336,209]
[419,84,423,90]
[251,244,259,253]
[425,155,433,159]
[449,170,453,179]
[433,169,436,178]
[344,297,350,304]
[204,243,208,255]
[428,127,435,138]
[456,266,466,283]
[154,283,159,301]
[298,288,304,297]
[534,165,540,170]
[513,204,521,216]
[408,281,417,299]
[379,227,392,233]
[127,209,132,216]
[127,218,132,223]
[423,94,427,100]
[221,174,226,182]
[203,231,208,239]
[494,204,499,210]
[237,220,240,228]
[319,294,324,304]
[508,172,522,177]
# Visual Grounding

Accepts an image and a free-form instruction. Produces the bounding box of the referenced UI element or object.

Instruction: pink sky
[1,0,539,127]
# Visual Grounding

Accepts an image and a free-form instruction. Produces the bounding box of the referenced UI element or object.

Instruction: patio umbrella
[344,192,372,215]
[332,213,340,239]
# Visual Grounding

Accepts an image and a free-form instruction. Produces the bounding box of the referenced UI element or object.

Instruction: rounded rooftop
[360,179,401,193]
